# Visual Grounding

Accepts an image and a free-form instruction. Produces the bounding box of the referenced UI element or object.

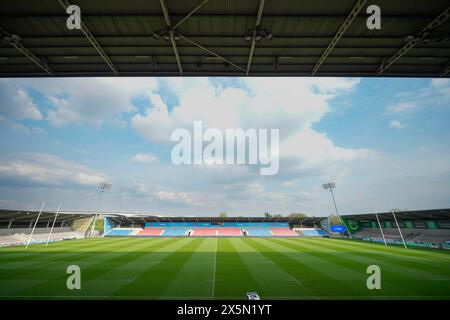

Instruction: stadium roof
[105,215,324,225]
[0,209,91,223]
[342,208,450,222]
[0,0,449,77]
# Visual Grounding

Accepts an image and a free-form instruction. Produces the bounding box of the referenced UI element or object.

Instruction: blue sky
[0,77,449,216]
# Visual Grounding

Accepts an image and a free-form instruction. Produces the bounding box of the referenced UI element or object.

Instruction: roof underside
[342,208,450,222]
[106,215,324,225]
[0,0,449,77]
[0,209,91,223]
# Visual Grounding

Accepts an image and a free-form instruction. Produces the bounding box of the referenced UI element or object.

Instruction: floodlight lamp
[99,182,112,191]
[322,182,336,189]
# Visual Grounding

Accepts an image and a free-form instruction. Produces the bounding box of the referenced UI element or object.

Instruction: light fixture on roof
[0,29,21,44]
[152,28,180,42]
[405,29,450,44]
[244,28,273,42]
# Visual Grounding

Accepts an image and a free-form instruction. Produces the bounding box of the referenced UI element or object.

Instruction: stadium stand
[105,229,135,236]
[270,228,299,237]
[102,220,313,238]
[0,230,83,246]
[136,228,164,236]
[217,228,242,237]
[162,228,189,237]
[353,227,450,244]
[191,228,218,236]
[246,229,273,237]
[343,209,450,249]
[297,228,329,237]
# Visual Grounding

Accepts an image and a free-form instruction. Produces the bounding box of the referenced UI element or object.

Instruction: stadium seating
[191,228,218,236]
[270,228,299,237]
[162,228,188,236]
[217,228,242,236]
[299,229,329,237]
[136,228,164,236]
[246,229,273,236]
[353,227,450,245]
[0,230,83,246]
[106,229,134,236]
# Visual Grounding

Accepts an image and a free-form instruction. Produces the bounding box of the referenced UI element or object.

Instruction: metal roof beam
[172,0,209,30]
[246,0,266,75]
[159,0,183,75]
[377,6,450,75]
[179,35,246,72]
[0,14,439,19]
[1,29,53,75]
[312,0,367,75]
[56,0,118,75]
[441,64,450,76]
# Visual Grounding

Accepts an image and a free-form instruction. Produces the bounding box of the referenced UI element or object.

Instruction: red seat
[217,228,242,236]
[136,228,165,236]
[270,228,298,236]
[191,228,218,236]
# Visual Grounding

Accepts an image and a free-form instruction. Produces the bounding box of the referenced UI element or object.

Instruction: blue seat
[246,229,272,236]
[162,228,188,236]
[302,229,328,237]
[106,229,133,236]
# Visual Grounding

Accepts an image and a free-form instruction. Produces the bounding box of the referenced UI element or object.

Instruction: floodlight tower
[89,182,112,238]
[322,182,341,221]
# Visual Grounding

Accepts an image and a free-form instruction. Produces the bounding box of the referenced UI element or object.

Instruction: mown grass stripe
[278,238,450,297]
[229,238,315,298]
[246,237,369,298]
[111,238,205,297]
[213,238,264,299]
[299,238,450,277]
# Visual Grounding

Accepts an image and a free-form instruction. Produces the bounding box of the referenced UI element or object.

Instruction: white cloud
[156,191,198,206]
[131,152,159,164]
[0,116,45,134]
[386,101,418,114]
[0,81,43,120]
[389,120,406,129]
[2,78,159,127]
[0,153,105,187]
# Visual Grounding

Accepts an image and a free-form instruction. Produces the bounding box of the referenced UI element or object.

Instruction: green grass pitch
[1,237,449,299]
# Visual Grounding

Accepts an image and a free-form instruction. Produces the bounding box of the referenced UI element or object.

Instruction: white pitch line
[211,238,218,298]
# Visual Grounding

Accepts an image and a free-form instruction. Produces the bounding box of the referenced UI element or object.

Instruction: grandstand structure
[342,208,450,249]
[103,216,327,238]
[0,209,94,246]
[0,0,449,77]
[1,208,449,249]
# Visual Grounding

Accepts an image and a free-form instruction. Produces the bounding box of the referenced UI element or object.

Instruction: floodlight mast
[323,182,347,236]
[89,183,112,238]
[323,182,340,219]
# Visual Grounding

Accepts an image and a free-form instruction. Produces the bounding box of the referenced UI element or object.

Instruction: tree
[219,212,227,218]
[264,212,272,218]
[329,215,341,225]
[288,212,307,219]
[272,214,284,218]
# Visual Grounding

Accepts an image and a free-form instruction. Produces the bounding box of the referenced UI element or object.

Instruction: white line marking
[211,238,218,298]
